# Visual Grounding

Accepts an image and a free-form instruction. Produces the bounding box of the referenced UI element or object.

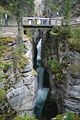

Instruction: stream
[34,29,58,120]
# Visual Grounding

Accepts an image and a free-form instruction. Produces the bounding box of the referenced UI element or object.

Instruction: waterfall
[34,30,58,120]
[36,38,42,61]
[37,66,44,88]
[34,36,49,119]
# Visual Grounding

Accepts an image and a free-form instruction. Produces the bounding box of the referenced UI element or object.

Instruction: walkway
[0,16,80,28]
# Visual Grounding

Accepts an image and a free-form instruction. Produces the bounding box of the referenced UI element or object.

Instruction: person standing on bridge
[4,13,9,26]
[57,12,59,17]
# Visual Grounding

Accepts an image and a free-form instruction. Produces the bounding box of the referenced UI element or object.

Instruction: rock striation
[0,33,37,115]
[42,28,80,116]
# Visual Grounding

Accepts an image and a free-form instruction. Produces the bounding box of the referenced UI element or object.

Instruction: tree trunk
[17,16,23,47]
[12,16,23,82]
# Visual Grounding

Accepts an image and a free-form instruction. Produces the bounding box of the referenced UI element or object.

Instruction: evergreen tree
[64,0,72,25]
[0,0,35,81]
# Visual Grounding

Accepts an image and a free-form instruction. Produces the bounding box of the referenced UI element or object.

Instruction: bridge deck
[23,25,54,28]
[0,16,80,28]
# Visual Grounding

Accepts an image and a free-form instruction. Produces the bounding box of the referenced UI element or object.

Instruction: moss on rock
[0,37,15,44]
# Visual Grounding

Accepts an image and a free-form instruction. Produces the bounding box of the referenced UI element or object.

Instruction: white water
[37,38,42,61]
[34,37,49,119]
[37,66,44,89]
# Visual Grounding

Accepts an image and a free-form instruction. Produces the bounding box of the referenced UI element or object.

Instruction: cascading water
[34,36,49,119]
[34,30,58,120]
[36,38,42,61]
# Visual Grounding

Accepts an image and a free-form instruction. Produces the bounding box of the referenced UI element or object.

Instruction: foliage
[48,58,61,73]
[68,27,80,51]
[13,46,28,69]
[17,55,28,69]
[53,112,80,120]
[0,37,14,44]
[71,27,80,40]
[0,37,13,83]
[0,70,4,82]
[63,0,72,25]
[24,28,33,39]
[0,88,16,120]
[54,114,64,120]
[14,115,37,120]
[0,88,5,102]
[43,0,60,17]
[50,26,71,39]
[0,37,14,57]
[65,112,74,120]
[0,62,12,72]
[0,0,35,17]
[70,64,80,77]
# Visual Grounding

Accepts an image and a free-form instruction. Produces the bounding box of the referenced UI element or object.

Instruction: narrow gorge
[33,27,80,120]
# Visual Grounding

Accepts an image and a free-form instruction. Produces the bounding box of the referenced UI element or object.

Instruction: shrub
[70,64,80,77]
[0,37,15,45]
[68,27,80,51]
[0,88,5,102]
[14,115,37,120]
[53,112,80,120]
[50,26,71,40]
[48,58,61,73]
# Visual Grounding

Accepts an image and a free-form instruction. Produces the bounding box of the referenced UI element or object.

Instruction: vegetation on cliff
[53,112,80,120]
[68,27,80,51]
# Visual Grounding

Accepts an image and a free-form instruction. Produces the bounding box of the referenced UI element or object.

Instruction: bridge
[23,17,63,28]
[23,16,80,28]
[0,16,80,28]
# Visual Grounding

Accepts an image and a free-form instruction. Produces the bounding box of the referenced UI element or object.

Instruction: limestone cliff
[0,33,37,115]
[42,26,80,115]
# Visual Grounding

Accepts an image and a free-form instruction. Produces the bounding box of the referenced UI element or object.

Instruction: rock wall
[42,27,80,115]
[0,34,37,115]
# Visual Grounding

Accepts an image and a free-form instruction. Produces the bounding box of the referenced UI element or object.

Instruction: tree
[0,0,35,43]
[0,0,35,81]
[63,0,72,25]
[43,0,60,17]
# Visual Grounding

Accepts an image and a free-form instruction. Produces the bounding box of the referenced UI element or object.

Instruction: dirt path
[0,27,18,37]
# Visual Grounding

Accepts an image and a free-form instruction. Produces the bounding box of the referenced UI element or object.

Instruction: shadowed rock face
[41,91,58,120]
[42,29,80,115]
